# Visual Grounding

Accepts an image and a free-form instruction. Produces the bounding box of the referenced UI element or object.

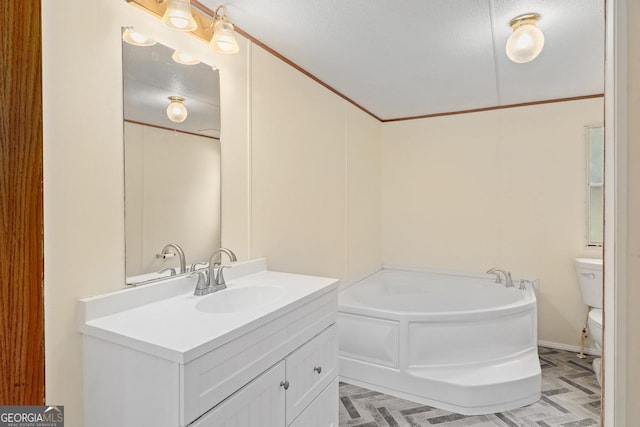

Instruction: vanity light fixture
[171,50,201,65]
[161,0,198,31]
[122,28,157,46]
[166,96,188,123]
[506,13,545,64]
[125,1,240,54]
[208,6,239,54]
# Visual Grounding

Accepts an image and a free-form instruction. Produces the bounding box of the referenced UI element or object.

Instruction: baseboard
[538,340,602,357]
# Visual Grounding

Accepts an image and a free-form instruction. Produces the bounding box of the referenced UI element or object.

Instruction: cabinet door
[289,379,338,427]
[191,361,286,427]
[285,324,338,424]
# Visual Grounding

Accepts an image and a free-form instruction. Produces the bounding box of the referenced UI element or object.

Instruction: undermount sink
[195,285,286,314]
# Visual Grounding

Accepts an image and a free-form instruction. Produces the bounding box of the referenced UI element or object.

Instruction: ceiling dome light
[122,28,156,46]
[161,0,198,31]
[166,96,188,123]
[171,50,201,65]
[506,13,544,64]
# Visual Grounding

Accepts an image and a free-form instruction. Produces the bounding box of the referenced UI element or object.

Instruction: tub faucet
[157,243,186,274]
[486,268,514,287]
[208,248,238,291]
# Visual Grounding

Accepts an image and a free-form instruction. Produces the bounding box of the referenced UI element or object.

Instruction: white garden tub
[338,268,541,415]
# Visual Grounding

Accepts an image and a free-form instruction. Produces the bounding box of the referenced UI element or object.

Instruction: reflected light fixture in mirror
[172,50,201,65]
[162,0,198,31]
[506,13,545,64]
[167,96,188,123]
[122,28,157,46]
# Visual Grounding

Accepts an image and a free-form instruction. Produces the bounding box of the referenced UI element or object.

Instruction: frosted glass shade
[171,51,200,65]
[209,20,239,54]
[506,23,544,63]
[167,98,188,123]
[162,0,197,31]
[122,29,156,47]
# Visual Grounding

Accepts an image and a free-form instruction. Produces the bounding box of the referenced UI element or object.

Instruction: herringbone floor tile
[339,347,600,427]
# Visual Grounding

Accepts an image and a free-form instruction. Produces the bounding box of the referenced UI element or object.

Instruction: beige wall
[249,46,382,280]
[381,99,603,346]
[626,0,640,420]
[346,105,383,281]
[43,2,125,424]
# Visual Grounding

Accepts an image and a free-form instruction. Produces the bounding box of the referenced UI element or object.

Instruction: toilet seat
[588,308,602,326]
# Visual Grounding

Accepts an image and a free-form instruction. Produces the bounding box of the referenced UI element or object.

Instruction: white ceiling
[201,0,605,120]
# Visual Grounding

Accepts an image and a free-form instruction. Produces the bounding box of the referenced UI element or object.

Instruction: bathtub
[338,268,541,415]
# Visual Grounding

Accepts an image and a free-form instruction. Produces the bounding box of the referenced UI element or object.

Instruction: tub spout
[486,268,514,287]
[486,267,502,283]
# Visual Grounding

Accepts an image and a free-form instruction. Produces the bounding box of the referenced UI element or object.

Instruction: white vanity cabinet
[80,262,339,427]
[192,325,338,427]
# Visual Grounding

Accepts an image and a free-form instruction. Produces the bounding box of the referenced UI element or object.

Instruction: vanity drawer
[285,324,338,424]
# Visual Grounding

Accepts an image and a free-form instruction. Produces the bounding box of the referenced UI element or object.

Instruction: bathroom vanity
[79,259,339,427]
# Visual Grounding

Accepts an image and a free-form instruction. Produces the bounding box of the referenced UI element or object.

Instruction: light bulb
[122,28,156,47]
[166,96,188,123]
[161,0,197,31]
[209,20,239,54]
[506,14,544,64]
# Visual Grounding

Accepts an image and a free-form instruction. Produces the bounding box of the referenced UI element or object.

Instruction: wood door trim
[0,1,45,405]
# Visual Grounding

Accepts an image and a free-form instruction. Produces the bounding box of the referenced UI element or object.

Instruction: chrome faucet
[208,248,238,290]
[486,267,514,287]
[157,243,186,274]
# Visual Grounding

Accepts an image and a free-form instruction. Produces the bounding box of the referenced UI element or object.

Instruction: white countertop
[78,259,338,364]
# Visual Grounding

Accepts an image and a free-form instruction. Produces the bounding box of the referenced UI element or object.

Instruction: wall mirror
[122,28,221,285]
[586,125,604,247]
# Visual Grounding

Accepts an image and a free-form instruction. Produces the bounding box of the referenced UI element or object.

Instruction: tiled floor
[339,347,601,427]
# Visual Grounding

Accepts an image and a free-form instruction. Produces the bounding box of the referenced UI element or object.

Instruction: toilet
[574,258,603,350]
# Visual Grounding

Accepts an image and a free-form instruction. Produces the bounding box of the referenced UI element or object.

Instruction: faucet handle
[504,271,514,287]
[159,267,177,276]
[214,265,232,288]
[190,262,208,272]
[189,270,210,296]
[156,251,176,259]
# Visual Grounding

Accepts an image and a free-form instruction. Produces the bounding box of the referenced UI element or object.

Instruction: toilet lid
[588,308,603,326]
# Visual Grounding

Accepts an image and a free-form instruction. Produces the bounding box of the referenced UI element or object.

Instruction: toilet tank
[574,258,603,308]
